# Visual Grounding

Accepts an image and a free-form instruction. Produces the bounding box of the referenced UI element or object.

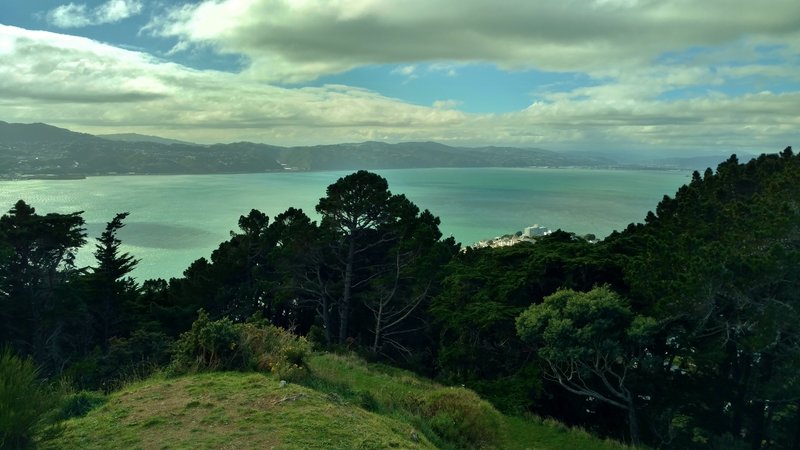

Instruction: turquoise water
[0,168,690,280]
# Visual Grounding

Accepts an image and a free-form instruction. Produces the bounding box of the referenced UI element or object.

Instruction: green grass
[502,415,631,450]
[45,352,631,449]
[303,353,631,449]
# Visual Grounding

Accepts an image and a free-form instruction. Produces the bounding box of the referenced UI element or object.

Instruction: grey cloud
[147,0,800,81]
[0,88,168,104]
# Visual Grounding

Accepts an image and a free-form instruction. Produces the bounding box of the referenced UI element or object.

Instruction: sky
[1,0,799,154]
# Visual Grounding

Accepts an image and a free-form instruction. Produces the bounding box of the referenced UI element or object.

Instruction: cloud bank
[145,0,800,82]
[1,0,798,154]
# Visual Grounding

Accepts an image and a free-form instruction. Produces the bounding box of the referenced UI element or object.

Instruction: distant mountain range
[0,121,753,178]
[98,133,200,146]
[635,154,757,171]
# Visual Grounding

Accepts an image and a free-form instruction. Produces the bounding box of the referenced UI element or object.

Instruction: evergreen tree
[0,200,86,373]
[86,212,139,347]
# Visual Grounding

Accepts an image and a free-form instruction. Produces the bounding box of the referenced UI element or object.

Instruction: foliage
[0,347,65,449]
[430,237,620,413]
[171,310,241,372]
[4,152,800,449]
[607,148,800,448]
[420,387,503,449]
[239,319,310,381]
[84,212,139,346]
[65,330,174,391]
[0,200,87,375]
[169,310,309,378]
[313,170,454,353]
[516,286,655,445]
[56,391,106,421]
[296,353,627,450]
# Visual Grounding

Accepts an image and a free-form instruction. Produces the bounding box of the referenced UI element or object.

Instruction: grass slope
[305,353,630,450]
[46,353,629,449]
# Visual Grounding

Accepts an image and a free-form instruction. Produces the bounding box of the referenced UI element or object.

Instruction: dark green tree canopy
[516,286,656,445]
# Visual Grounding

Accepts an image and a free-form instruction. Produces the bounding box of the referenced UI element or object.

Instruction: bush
[170,310,244,373]
[421,387,503,449]
[169,310,309,378]
[239,322,310,381]
[0,347,65,449]
[65,330,174,391]
[57,391,107,420]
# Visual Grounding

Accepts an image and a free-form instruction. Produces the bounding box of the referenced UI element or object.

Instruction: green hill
[45,353,629,449]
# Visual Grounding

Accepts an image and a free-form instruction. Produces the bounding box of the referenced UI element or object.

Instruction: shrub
[170,310,244,373]
[66,330,174,391]
[305,325,327,350]
[240,322,310,381]
[0,347,65,449]
[57,391,107,420]
[421,387,503,449]
[169,310,310,378]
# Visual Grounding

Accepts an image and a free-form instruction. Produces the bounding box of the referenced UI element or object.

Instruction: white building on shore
[523,224,552,238]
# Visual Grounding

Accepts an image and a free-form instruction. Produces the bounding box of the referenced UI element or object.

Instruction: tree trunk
[750,352,776,450]
[730,344,751,436]
[627,400,641,447]
[338,238,355,344]
[749,400,767,450]
[322,295,332,345]
[371,300,384,353]
[790,401,800,450]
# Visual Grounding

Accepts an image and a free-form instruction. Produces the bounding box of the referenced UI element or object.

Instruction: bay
[0,168,691,281]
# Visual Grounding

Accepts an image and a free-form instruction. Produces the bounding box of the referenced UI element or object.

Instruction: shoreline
[0,164,690,182]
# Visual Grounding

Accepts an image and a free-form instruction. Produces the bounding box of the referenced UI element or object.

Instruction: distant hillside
[274,141,596,171]
[0,122,283,177]
[0,121,96,144]
[634,153,757,171]
[1,121,655,178]
[99,133,200,146]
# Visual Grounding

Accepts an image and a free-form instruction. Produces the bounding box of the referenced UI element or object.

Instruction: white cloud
[0,23,797,153]
[47,3,93,28]
[392,65,416,77]
[432,99,462,109]
[428,63,459,77]
[47,0,143,28]
[97,0,144,23]
[144,0,800,82]
[0,25,466,145]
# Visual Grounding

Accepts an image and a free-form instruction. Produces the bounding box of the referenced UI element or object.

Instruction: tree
[364,208,456,357]
[86,212,139,346]
[266,207,324,334]
[315,170,408,344]
[516,286,656,446]
[0,200,86,373]
[612,149,800,448]
[429,235,622,413]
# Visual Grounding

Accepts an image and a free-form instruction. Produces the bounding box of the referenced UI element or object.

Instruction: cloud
[47,4,92,28]
[432,99,462,110]
[0,25,466,144]
[47,0,143,28]
[392,65,417,77]
[145,0,800,82]
[0,24,797,153]
[428,63,459,77]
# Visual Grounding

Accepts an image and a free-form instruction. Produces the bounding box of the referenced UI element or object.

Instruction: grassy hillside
[45,353,630,449]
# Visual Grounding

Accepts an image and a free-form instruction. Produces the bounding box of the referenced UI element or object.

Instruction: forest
[1,147,798,449]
